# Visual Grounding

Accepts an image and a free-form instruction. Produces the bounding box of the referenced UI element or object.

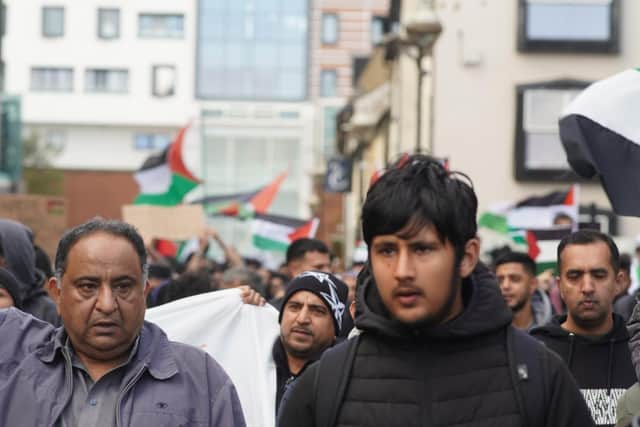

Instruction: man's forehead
[287,290,325,306]
[560,242,612,270]
[496,262,529,276]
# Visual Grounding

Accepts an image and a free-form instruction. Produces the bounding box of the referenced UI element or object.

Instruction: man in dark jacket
[531,230,635,427]
[495,251,553,331]
[0,218,246,426]
[274,271,348,413]
[278,154,592,427]
[0,219,60,325]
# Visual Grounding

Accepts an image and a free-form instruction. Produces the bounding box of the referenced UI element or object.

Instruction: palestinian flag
[134,125,200,206]
[560,68,640,216]
[193,172,288,219]
[251,213,319,252]
[478,187,578,272]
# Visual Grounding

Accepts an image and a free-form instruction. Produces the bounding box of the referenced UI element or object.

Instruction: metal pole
[428,52,436,156]
[416,46,424,153]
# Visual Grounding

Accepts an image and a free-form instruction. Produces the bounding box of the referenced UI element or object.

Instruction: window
[518,0,619,53]
[98,8,120,39]
[321,13,339,45]
[371,16,386,45]
[323,106,339,159]
[138,14,184,38]
[514,80,590,181]
[152,65,176,97]
[44,130,66,152]
[320,69,337,97]
[196,0,309,101]
[31,67,73,92]
[134,134,171,150]
[42,7,64,38]
[85,69,128,93]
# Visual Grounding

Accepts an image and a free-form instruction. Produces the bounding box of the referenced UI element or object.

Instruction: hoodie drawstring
[607,338,615,392]
[567,333,575,369]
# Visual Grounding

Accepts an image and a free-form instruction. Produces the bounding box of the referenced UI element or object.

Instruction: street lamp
[404,5,442,154]
[383,4,442,154]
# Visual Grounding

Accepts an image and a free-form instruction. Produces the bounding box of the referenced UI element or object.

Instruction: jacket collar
[36,321,179,381]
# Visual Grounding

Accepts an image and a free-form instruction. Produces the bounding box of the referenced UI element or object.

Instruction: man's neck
[561,313,614,337]
[512,303,534,330]
[286,353,307,376]
[76,352,129,382]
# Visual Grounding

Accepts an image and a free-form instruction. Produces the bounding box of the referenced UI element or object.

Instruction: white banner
[146,289,279,427]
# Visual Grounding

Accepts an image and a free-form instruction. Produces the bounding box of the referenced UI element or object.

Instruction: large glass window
[139,14,184,38]
[31,67,73,92]
[134,133,171,150]
[85,69,128,93]
[320,69,337,97]
[98,8,120,39]
[322,13,339,45]
[514,80,589,181]
[518,0,619,53]
[42,7,64,38]
[196,0,309,101]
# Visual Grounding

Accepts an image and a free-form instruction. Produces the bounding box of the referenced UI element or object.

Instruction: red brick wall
[62,170,139,227]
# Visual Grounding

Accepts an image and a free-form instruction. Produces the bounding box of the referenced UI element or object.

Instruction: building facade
[339,0,640,256]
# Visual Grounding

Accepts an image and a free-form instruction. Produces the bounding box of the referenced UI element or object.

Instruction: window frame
[42,6,65,38]
[320,69,338,98]
[138,13,185,39]
[97,8,120,40]
[151,65,177,97]
[30,67,74,92]
[514,79,592,182]
[371,15,386,46]
[321,13,339,45]
[84,68,129,94]
[517,0,620,54]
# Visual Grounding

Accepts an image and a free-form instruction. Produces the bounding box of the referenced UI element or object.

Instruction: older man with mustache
[532,230,635,427]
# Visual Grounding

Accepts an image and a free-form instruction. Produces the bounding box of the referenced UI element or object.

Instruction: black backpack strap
[507,327,546,427]
[313,335,360,427]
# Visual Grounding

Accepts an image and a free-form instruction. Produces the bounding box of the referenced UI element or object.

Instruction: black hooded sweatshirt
[531,314,635,426]
[0,219,60,325]
[278,264,593,427]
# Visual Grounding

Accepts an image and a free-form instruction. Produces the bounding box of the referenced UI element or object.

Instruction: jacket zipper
[115,364,147,427]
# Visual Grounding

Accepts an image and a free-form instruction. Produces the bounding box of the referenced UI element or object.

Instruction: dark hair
[285,238,329,264]
[34,245,54,279]
[55,218,148,280]
[619,253,632,274]
[361,154,478,257]
[557,230,620,272]
[494,251,537,277]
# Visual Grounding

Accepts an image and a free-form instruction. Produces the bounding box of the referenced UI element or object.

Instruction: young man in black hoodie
[531,230,635,427]
[278,155,592,427]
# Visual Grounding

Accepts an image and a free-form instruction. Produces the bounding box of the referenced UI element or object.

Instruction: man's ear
[459,238,480,278]
[143,280,151,298]
[48,277,62,315]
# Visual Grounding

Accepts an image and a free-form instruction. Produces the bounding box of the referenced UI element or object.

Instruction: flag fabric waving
[193,172,288,219]
[134,125,200,206]
[478,187,578,272]
[146,289,279,427]
[252,213,319,252]
[559,68,640,216]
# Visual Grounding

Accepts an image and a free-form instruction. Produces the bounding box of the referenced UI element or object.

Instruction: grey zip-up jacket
[0,308,246,427]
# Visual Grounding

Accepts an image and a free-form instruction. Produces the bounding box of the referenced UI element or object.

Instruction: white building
[4,0,199,172]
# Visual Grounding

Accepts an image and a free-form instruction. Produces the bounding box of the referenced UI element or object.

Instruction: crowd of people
[1,154,640,426]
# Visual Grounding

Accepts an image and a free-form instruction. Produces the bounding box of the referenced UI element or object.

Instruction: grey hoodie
[0,219,60,325]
